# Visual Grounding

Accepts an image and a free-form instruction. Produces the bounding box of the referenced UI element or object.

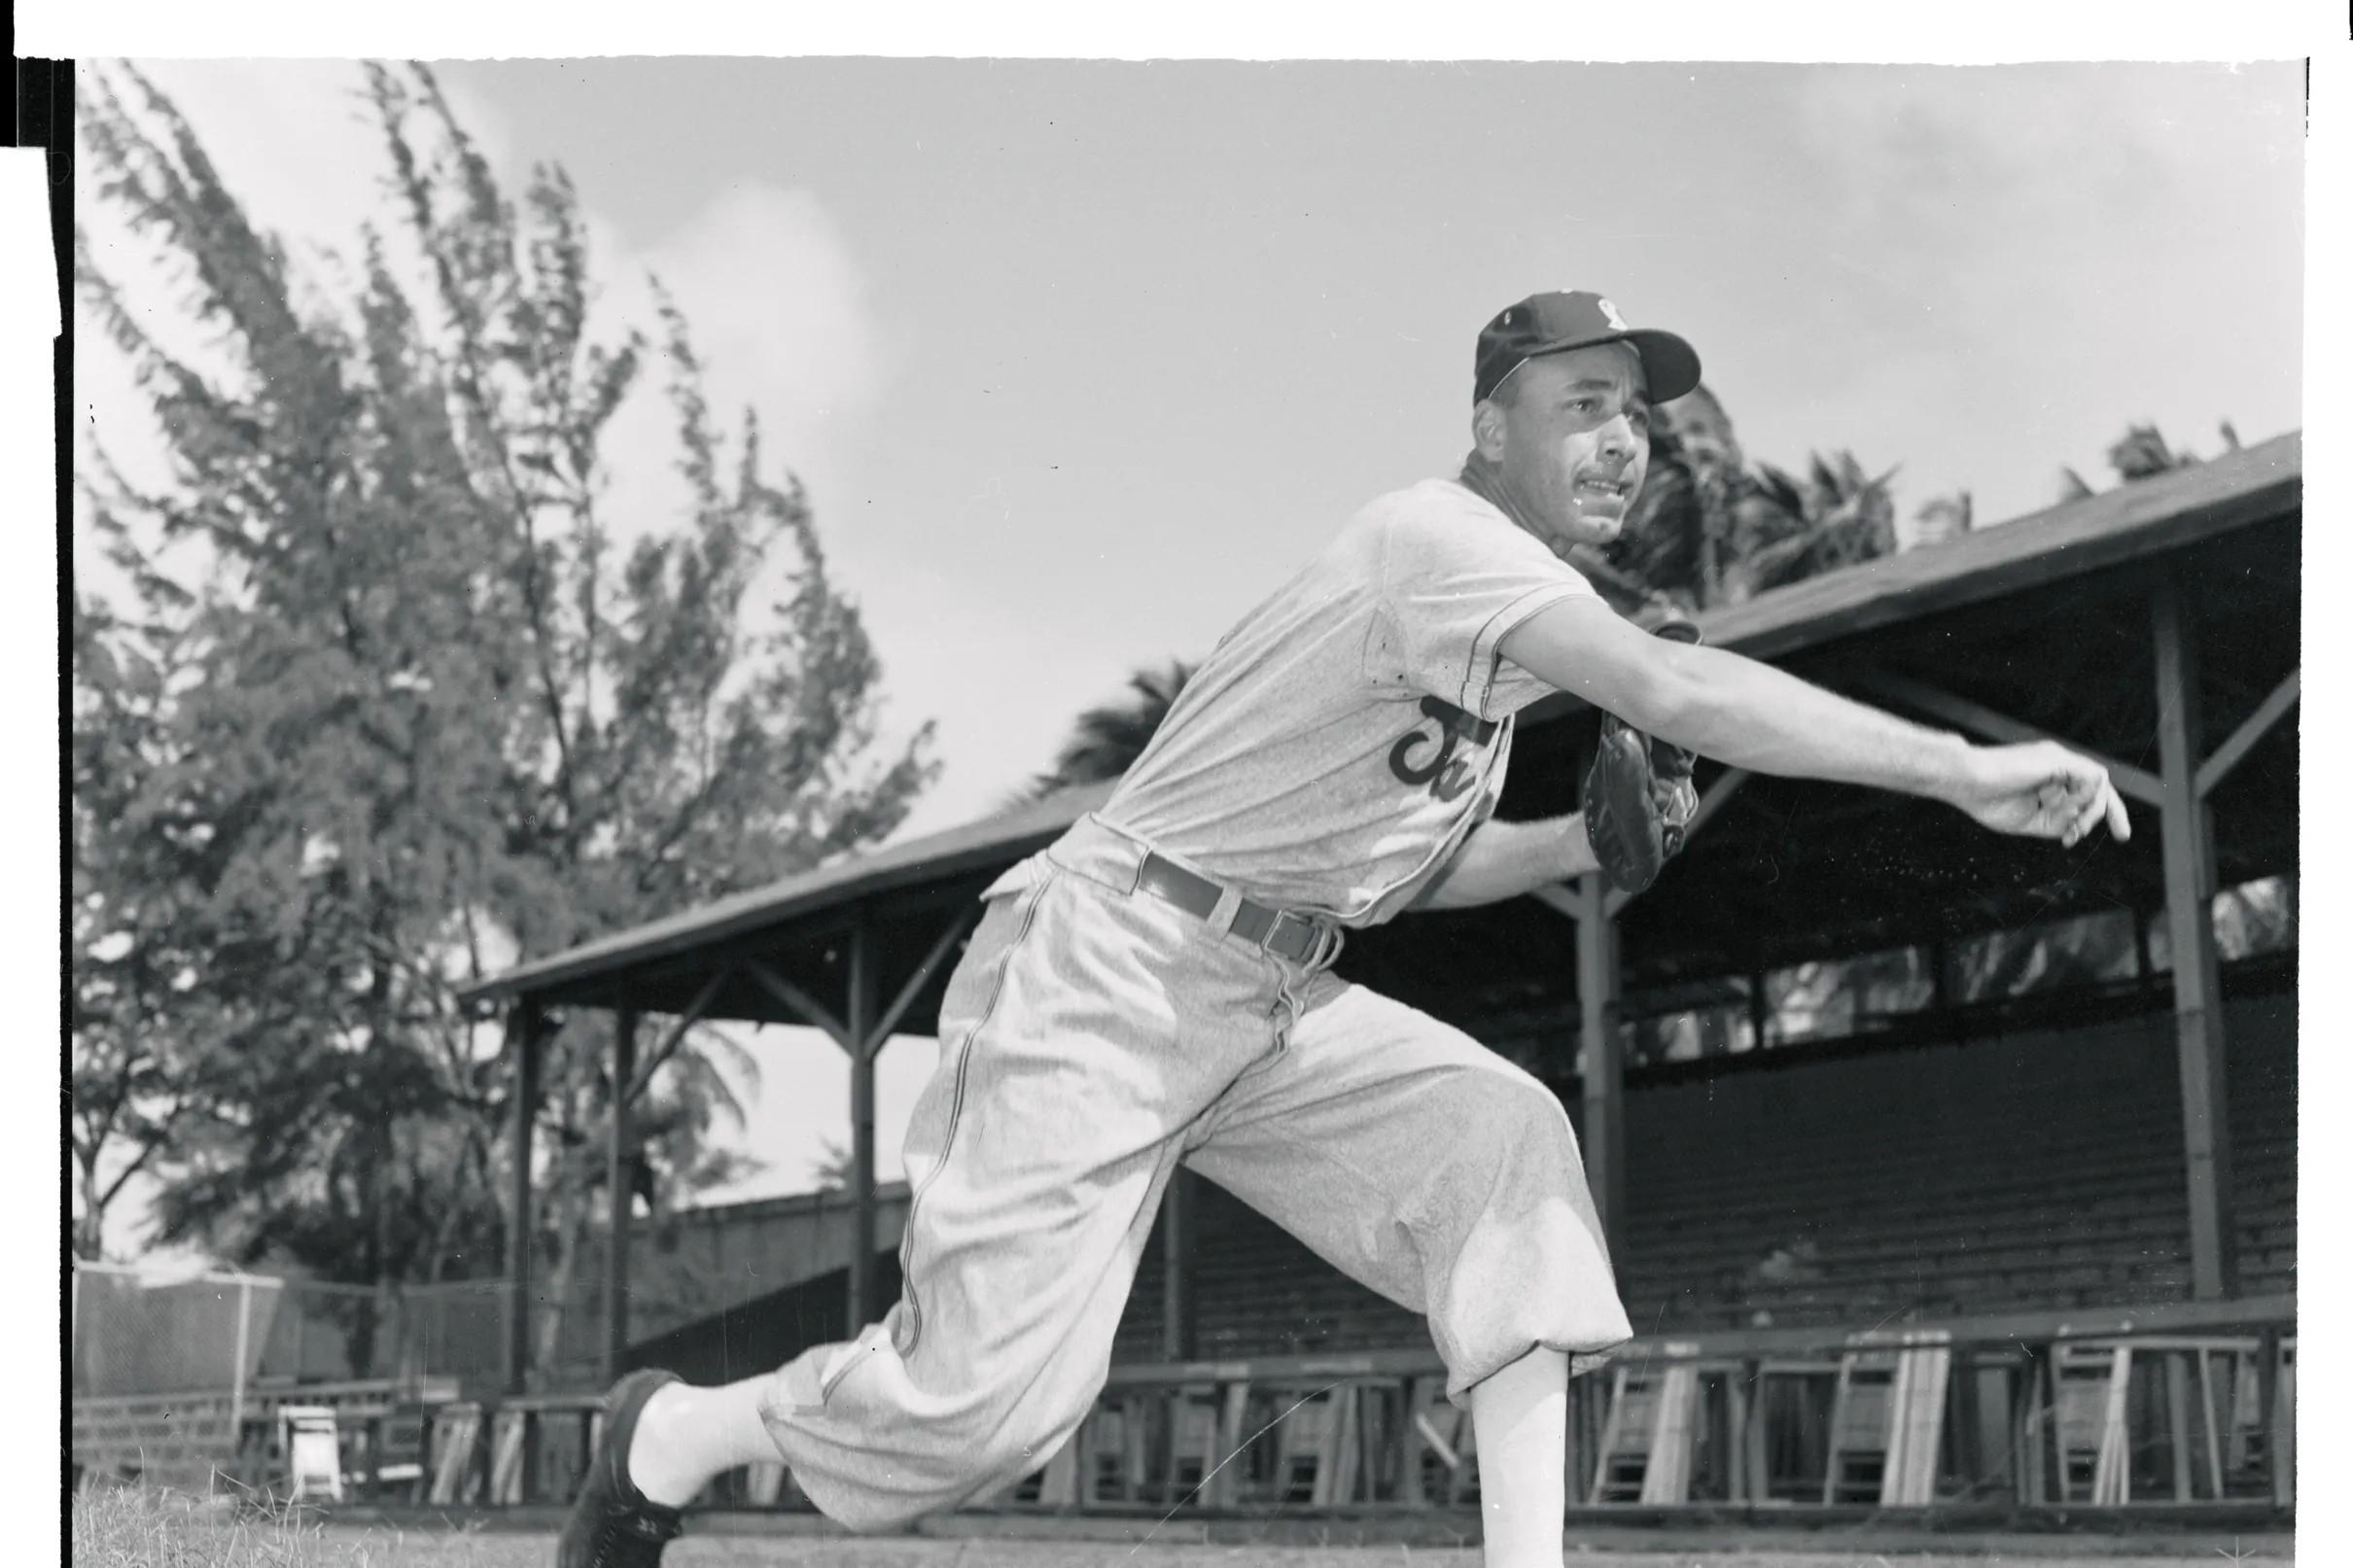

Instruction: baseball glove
[1582,614,1704,893]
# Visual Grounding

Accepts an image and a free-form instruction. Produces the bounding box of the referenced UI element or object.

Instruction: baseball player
[561,291,2128,1568]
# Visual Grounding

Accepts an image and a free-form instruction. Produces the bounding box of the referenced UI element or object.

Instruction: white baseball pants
[754,813,1631,1531]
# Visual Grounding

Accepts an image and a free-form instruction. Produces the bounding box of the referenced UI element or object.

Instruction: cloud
[584,185,889,559]
[78,61,889,607]
[1791,64,2302,296]
[1736,64,2304,526]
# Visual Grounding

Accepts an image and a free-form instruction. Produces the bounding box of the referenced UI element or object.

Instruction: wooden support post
[2196,1347,2226,1503]
[2012,1345,2048,1507]
[1401,1377,1430,1509]
[1749,1363,1775,1503]
[604,1010,638,1385]
[1162,1169,1195,1363]
[1215,1379,1251,1509]
[750,906,977,1336]
[2263,1330,2293,1507]
[1948,1348,1980,1498]
[1129,1394,1153,1502]
[848,921,880,1332]
[504,1003,543,1397]
[1746,970,1770,1052]
[1577,873,1625,1260]
[2152,576,2240,1300]
[2165,1351,2195,1501]
[1562,1376,1584,1506]
[228,1277,253,1441]
[1724,1368,1750,1503]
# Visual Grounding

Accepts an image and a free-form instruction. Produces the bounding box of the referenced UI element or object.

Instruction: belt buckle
[1265,908,1317,961]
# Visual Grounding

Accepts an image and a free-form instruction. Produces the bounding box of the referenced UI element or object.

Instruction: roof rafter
[623,967,732,1104]
[2197,668,2299,800]
[746,960,851,1051]
[1849,669,2166,808]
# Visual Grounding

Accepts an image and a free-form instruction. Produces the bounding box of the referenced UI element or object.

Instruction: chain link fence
[72,1260,554,1399]
[72,1260,283,1398]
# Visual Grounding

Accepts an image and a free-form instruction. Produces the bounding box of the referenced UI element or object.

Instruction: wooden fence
[123,1296,2286,1516]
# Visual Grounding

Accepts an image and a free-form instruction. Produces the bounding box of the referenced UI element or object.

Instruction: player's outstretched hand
[1949,741,2131,848]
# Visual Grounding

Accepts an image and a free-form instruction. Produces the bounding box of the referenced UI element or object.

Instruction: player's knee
[826,1397,1077,1532]
[964,1398,1080,1493]
[822,1447,999,1534]
[1448,1070,1580,1176]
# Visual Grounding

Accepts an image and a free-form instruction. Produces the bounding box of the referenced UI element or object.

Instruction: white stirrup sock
[626,1376,784,1507]
[1467,1346,1571,1568]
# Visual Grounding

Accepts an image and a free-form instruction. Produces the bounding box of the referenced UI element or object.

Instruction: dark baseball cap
[1474,291,1702,406]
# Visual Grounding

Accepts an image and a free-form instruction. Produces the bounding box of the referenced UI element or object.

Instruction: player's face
[1482,344,1651,552]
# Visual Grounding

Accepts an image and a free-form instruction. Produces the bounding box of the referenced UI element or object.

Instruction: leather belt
[1136,853,1331,964]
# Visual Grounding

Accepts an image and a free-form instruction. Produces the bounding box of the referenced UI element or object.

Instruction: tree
[1607,385,1903,610]
[73,61,935,1359]
[1910,491,1973,547]
[1734,451,1902,595]
[809,1135,856,1193]
[2060,419,2240,501]
[1024,659,1196,796]
[69,595,217,1259]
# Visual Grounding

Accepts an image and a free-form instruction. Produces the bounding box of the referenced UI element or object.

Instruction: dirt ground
[301,1535,2289,1568]
[342,1532,2294,1568]
[70,1489,2293,1568]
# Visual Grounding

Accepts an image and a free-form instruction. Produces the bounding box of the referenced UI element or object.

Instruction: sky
[439,57,2306,842]
[73,55,2308,1222]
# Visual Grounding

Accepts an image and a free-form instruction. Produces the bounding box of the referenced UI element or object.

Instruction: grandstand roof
[462,777,1116,1011]
[462,432,2300,1034]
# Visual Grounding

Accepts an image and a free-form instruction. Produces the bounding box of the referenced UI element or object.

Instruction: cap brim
[1524,327,1703,403]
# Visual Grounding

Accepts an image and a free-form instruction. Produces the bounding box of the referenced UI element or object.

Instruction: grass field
[70,1488,2291,1568]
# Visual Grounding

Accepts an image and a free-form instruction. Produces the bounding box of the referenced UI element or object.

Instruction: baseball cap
[1474,291,1702,406]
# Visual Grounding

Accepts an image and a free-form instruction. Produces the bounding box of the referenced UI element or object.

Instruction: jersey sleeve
[1369,491,1599,719]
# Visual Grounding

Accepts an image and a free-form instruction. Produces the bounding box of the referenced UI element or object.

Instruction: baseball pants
[753,813,1633,1531]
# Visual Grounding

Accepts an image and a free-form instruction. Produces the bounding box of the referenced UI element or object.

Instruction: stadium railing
[352,1293,2288,1517]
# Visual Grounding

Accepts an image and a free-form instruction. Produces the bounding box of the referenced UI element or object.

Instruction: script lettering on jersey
[1387,695,1498,803]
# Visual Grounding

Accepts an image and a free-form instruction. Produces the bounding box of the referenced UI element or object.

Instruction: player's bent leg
[1185,981,1620,1565]
[1188,977,1632,1402]
[736,841,1304,1534]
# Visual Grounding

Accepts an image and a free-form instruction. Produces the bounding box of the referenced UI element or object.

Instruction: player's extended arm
[1411,815,1600,910]
[1497,598,2130,848]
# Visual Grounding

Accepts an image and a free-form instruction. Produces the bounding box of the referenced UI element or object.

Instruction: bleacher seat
[1110,993,2294,1355]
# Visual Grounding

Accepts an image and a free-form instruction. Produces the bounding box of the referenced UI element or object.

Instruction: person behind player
[560,292,2127,1568]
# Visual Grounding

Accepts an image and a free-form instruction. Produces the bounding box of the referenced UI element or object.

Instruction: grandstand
[1108,987,2293,1364]
[78,436,2297,1518]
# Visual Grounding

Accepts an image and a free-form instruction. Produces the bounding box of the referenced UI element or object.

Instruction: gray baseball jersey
[1103,476,1600,926]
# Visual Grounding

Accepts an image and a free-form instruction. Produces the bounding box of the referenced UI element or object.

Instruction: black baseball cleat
[558,1369,685,1568]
